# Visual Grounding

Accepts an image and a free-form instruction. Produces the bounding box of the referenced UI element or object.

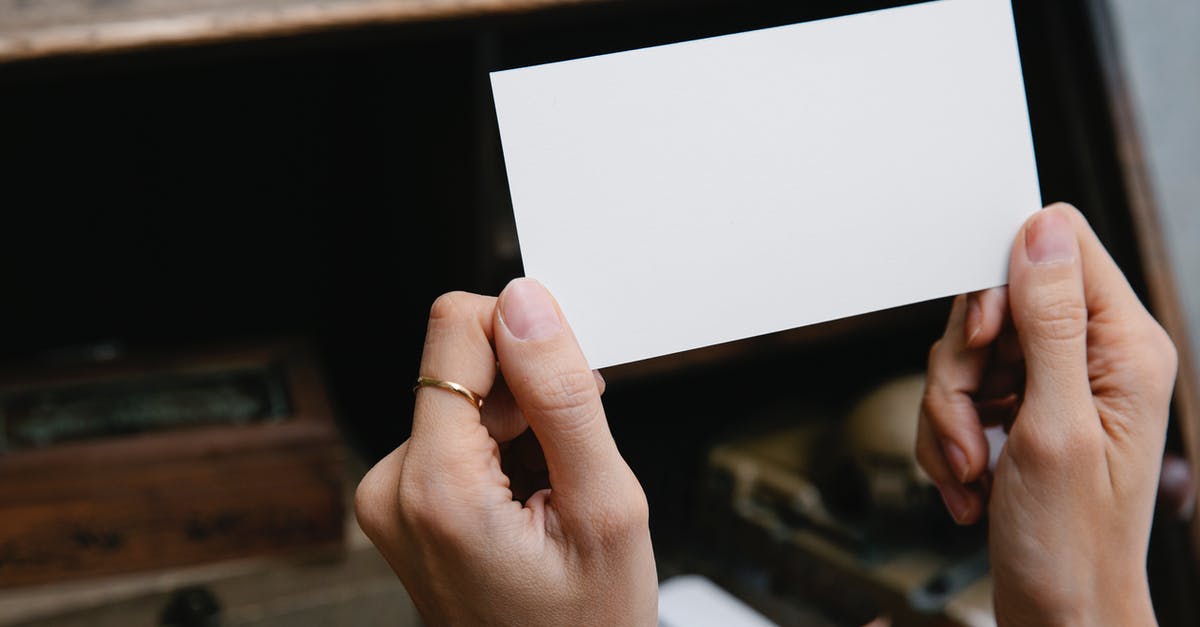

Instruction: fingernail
[500,278,562,340]
[942,440,970,483]
[940,484,970,524]
[965,296,982,345]
[1025,209,1075,265]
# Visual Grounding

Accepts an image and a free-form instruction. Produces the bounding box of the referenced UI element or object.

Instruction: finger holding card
[356,282,657,627]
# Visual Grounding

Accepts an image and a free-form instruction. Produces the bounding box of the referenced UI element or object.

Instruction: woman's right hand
[918,204,1177,626]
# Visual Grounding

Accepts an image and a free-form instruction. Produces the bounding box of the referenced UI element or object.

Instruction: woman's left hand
[355,279,657,626]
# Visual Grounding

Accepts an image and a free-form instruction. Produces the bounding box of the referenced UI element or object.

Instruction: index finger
[922,296,992,483]
[411,292,499,443]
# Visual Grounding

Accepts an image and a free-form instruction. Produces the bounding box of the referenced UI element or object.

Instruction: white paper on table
[659,575,778,627]
[491,0,1041,369]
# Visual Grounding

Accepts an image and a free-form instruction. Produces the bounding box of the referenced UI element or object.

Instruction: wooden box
[0,344,345,588]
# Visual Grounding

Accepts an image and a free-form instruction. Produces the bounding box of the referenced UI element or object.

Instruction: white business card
[492,0,1041,368]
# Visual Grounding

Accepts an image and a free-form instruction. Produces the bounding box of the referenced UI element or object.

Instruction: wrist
[1085,571,1156,627]
[1116,595,1158,627]
[996,574,1157,627]
[1058,594,1156,627]
[1091,579,1156,627]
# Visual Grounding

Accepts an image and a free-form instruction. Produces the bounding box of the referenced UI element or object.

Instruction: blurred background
[0,0,1197,625]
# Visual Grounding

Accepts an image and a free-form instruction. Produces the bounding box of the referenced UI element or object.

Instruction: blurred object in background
[693,374,992,627]
[160,586,221,627]
[1107,0,1200,374]
[1159,453,1195,522]
[843,375,932,516]
[0,342,344,589]
[659,575,777,627]
[0,528,418,627]
[0,0,610,64]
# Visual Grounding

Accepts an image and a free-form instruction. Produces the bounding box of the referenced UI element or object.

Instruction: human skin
[917,204,1175,626]
[358,204,1174,627]
[355,279,657,626]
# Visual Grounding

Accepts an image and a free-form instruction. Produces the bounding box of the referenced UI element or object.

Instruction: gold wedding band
[413,376,485,410]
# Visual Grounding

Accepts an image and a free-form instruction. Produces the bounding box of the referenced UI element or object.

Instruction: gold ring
[413,376,485,409]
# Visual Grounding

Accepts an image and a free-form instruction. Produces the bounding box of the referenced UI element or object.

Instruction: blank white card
[491,0,1041,368]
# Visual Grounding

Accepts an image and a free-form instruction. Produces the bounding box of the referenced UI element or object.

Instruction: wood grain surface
[0,0,608,63]
[0,344,346,588]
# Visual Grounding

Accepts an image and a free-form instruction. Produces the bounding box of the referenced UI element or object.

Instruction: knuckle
[1014,429,1060,462]
[532,367,602,423]
[1012,422,1102,468]
[1140,320,1179,381]
[1026,293,1087,343]
[594,480,650,541]
[1124,320,1179,400]
[357,447,485,551]
[1137,321,1176,405]
[428,291,475,324]
[625,487,651,530]
[353,474,386,537]
[921,382,964,435]
[1163,336,1180,382]
[927,339,943,365]
[920,385,944,421]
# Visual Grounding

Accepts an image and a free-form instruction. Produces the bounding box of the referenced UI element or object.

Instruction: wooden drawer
[0,344,345,588]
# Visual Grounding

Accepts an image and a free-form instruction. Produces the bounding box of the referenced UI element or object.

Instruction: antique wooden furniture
[0,344,344,587]
[0,0,605,63]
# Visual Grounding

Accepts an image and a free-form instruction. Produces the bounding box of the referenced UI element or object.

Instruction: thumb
[1007,205,1093,428]
[493,278,641,522]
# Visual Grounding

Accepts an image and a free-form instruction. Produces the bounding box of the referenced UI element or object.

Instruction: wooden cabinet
[0,345,344,587]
